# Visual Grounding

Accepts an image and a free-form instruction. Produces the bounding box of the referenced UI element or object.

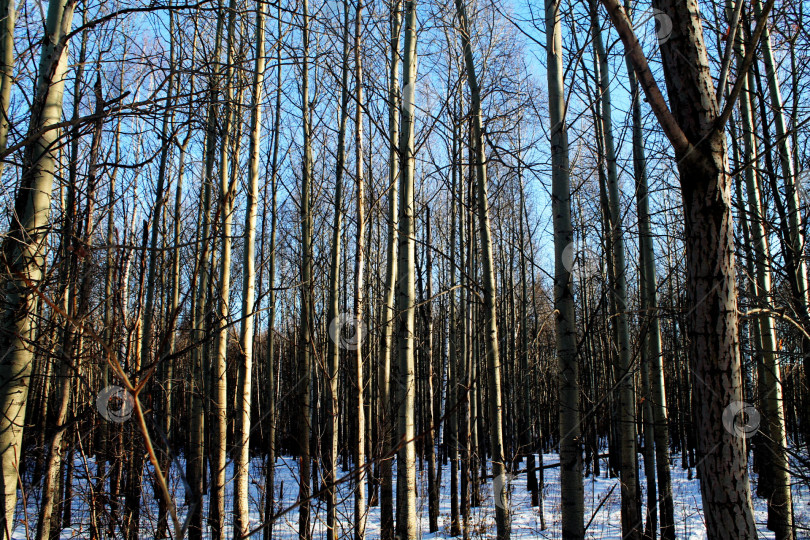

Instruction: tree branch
[713,0,777,133]
[599,0,692,157]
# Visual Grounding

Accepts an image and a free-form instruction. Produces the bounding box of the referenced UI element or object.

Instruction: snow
[13,450,810,539]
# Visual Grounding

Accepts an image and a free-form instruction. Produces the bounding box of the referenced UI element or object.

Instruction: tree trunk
[233,0,268,534]
[263,5,282,538]
[737,38,793,539]
[325,1,351,537]
[378,2,401,537]
[209,3,238,536]
[0,1,75,534]
[452,1,510,536]
[395,0,418,535]
[298,0,315,534]
[0,0,16,175]
[353,2,367,536]
[545,0,584,536]
[600,0,759,535]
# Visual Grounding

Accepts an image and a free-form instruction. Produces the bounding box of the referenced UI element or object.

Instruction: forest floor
[13,448,810,539]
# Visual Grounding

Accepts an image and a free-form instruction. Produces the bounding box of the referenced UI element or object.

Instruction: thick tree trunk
[0,1,75,535]
[545,0,584,536]
[601,0,760,535]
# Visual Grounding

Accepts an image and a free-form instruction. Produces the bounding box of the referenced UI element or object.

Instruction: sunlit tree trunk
[395,0,418,535]
[0,0,15,175]
[233,0,268,534]
[325,1,351,537]
[0,1,75,534]
[736,34,793,540]
[378,2,401,537]
[353,1,367,536]
[36,26,94,540]
[188,4,225,538]
[209,2,238,536]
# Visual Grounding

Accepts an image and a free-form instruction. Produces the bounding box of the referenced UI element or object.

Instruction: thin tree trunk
[0,0,15,176]
[588,5,640,536]
[395,0,418,534]
[378,2,401,535]
[234,0,268,534]
[623,4,674,537]
[736,35,794,540]
[263,5,283,538]
[353,1,367,535]
[209,3,238,536]
[188,4,225,537]
[451,2,510,536]
[298,0,315,533]
[325,0,351,537]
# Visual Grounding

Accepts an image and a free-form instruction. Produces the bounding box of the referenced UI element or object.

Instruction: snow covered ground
[13,450,810,539]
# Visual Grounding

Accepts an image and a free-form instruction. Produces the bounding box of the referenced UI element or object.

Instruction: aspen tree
[0,0,15,174]
[0,0,76,534]
[545,0,584,535]
[624,4,674,536]
[735,27,794,540]
[299,0,315,534]
[395,0,418,534]
[353,0,367,536]
[209,1,238,535]
[264,4,283,537]
[599,0,774,534]
[378,1,401,535]
[234,0,268,534]
[325,0,351,537]
[451,1,510,535]
[588,3,639,536]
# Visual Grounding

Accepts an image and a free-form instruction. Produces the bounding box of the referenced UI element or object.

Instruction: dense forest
[0,0,808,537]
